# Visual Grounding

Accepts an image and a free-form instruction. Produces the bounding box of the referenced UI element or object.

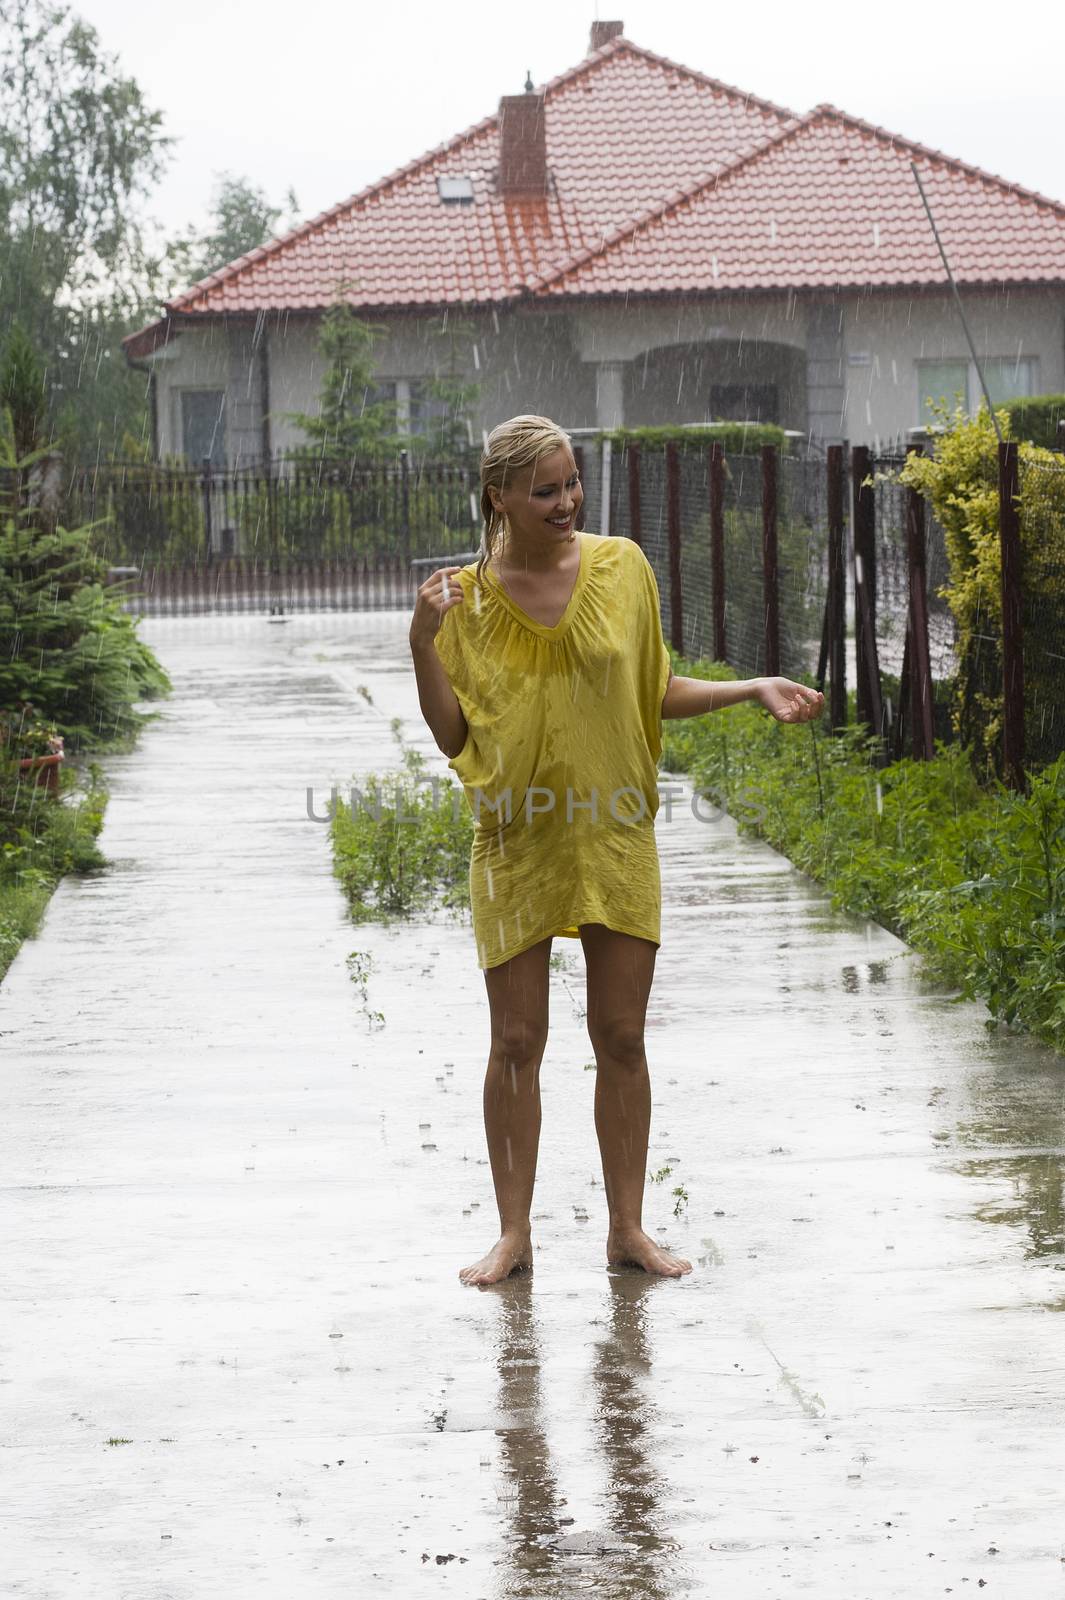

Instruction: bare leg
[460,936,552,1287]
[580,923,692,1277]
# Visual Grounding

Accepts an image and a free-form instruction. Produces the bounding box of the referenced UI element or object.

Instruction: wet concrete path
[3,611,1064,1598]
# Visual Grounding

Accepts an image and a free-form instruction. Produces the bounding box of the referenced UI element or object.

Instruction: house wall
[149,323,267,463]
[144,287,1064,462]
[838,288,1065,446]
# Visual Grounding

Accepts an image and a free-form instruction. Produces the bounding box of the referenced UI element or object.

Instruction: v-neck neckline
[484,532,590,638]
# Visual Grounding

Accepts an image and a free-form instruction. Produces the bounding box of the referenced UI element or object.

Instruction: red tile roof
[123,35,1065,359]
[534,106,1065,296]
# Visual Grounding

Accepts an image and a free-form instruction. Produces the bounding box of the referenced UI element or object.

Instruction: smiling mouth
[547,516,572,527]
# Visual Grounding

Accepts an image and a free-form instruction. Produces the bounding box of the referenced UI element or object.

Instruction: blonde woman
[409,415,823,1287]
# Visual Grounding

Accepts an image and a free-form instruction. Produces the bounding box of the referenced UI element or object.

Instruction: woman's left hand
[756,677,825,723]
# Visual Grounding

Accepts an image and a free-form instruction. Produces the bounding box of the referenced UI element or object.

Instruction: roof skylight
[437,175,475,203]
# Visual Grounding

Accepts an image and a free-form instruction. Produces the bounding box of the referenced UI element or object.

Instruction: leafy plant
[331,751,473,923]
[661,655,1065,1054]
[887,403,1065,780]
[0,489,171,750]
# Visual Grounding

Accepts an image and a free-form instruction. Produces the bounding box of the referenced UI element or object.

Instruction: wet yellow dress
[432,530,672,970]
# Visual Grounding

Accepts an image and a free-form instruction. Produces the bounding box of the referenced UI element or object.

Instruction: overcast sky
[75,0,1065,251]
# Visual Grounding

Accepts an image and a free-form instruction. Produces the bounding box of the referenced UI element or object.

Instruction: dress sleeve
[632,544,672,721]
[432,597,478,773]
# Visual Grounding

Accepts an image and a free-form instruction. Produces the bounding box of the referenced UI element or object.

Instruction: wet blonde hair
[475,414,576,588]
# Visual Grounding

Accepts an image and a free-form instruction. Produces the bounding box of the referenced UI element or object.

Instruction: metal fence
[46,434,1065,786]
[65,454,481,566]
[1017,451,1065,775]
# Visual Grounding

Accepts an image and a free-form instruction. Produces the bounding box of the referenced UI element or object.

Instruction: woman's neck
[495,527,578,572]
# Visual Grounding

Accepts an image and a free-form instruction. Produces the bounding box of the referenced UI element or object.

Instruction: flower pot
[18,751,64,795]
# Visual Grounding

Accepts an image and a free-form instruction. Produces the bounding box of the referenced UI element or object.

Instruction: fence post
[709,441,726,663]
[905,445,935,760]
[268,464,283,617]
[201,455,213,560]
[851,445,885,754]
[572,445,586,531]
[399,448,410,552]
[761,443,780,678]
[825,444,846,729]
[600,435,613,538]
[998,439,1026,791]
[665,441,683,652]
[627,442,643,549]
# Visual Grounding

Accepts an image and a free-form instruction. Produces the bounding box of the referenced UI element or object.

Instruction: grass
[661,652,1065,1056]
[0,759,109,985]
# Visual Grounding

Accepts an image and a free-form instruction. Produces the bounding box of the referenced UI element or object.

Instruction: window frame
[177,386,227,467]
[915,358,970,424]
[915,355,1039,424]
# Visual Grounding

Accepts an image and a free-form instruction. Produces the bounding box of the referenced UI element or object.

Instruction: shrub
[889,404,1065,781]
[0,448,171,751]
[331,750,473,922]
[661,659,1065,1053]
[595,423,794,455]
[1003,394,1065,451]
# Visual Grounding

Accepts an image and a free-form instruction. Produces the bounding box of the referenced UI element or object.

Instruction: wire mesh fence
[869,456,958,681]
[1018,452,1065,772]
[36,431,1065,783]
[62,457,482,566]
[603,443,829,679]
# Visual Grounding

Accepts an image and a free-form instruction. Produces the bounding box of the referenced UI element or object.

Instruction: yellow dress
[432,530,672,970]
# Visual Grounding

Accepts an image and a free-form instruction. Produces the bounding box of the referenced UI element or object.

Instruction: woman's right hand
[409,564,465,649]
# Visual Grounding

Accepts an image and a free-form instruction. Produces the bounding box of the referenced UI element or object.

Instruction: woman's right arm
[408,565,469,759]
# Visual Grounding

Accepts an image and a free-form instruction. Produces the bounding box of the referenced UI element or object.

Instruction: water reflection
[491,1276,567,1596]
[946,1036,1065,1261]
[492,1274,679,1599]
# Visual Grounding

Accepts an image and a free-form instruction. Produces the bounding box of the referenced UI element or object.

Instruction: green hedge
[593,423,794,455]
[1004,395,1065,451]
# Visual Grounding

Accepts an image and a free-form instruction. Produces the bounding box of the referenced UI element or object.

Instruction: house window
[180,389,226,466]
[983,356,1036,407]
[363,380,398,415]
[917,361,969,421]
[437,175,474,203]
[916,357,1038,424]
[368,378,453,439]
[408,380,453,438]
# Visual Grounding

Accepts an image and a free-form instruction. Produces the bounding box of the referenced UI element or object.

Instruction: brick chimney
[589,19,624,51]
[498,91,547,197]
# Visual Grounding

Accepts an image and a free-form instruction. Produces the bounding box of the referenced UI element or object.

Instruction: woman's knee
[491,1015,549,1067]
[588,1017,647,1071]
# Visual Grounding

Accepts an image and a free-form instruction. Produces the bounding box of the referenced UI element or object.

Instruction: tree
[412,314,482,460]
[0,7,300,466]
[0,0,174,461]
[161,172,300,301]
[280,293,402,463]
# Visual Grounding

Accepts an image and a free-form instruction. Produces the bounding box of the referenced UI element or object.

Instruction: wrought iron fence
[64,454,481,567]
[44,433,1065,785]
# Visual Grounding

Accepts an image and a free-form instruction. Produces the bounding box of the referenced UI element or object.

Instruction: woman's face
[490,446,584,543]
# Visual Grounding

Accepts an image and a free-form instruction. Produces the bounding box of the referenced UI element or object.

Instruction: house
[122,19,1065,464]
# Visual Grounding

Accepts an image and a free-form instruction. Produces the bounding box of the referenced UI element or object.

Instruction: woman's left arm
[661,672,825,723]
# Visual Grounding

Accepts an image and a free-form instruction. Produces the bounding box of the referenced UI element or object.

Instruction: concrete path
[3,611,1064,1599]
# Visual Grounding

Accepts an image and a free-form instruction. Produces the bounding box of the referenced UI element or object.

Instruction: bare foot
[607,1226,692,1277]
[459,1230,533,1287]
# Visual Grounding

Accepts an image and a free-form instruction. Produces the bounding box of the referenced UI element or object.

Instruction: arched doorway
[623,339,807,431]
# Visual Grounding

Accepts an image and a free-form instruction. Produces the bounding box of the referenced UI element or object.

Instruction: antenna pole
[910,160,1003,444]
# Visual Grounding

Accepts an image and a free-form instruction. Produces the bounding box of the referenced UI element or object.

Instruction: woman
[409,415,823,1287]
